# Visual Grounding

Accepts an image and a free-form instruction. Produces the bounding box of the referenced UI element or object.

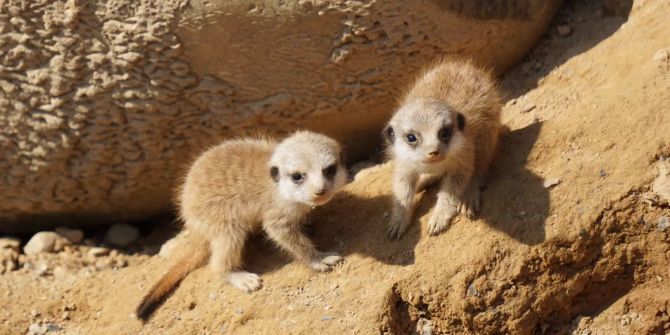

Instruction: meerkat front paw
[426,206,457,236]
[459,187,481,219]
[309,252,343,272]
[228,271,262,293]
[387,210,411,240]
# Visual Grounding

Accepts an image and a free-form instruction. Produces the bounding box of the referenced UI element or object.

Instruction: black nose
[314,189,326,196]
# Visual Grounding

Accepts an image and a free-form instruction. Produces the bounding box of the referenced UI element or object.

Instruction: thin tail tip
[135,299,157,322]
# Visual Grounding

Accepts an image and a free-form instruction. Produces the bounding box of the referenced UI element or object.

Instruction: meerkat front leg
[210,234,262,292]
[427,171,471,236]
[263,219,342,272]
[460,175,488,218]
[388,168,419,240]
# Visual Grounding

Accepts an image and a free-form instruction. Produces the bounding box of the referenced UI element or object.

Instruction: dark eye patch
[385,126,395,143]
[323,163,338,179]
[438,126,453,143]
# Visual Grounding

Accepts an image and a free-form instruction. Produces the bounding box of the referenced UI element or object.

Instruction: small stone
[652,48,670,63]
[417,318,433,335]
[45,323,61,332]
[599,169,607,177]
[557,24,572,37]
[543,177,562,188]
[0,237,21,251]
[36,263,49,276]
[88,247,110,257]
[30,310,40,318]
[104,223,140,247]
[24,232,63,255]
[114,258,128,268]
[235,308,243,314]
[579,228,588,238]
[652,159,670,201]
[321,316,333,321]
[656,275,663,282]
[657,216,669,231]
[95,258,113,271]
[55,227,84,244]
[467,283,479,297]
[28,323,48,335]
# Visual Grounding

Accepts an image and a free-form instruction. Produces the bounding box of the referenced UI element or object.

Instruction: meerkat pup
[385,58,502,239]
[136,131,348,320]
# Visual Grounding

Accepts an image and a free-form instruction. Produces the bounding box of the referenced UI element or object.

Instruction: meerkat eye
[290,172,304,184]
[406,133,417,144]
[323,164,338,179]
[438,126,453,143]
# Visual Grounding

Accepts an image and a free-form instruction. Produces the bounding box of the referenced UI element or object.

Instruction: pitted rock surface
[0,0,561,231]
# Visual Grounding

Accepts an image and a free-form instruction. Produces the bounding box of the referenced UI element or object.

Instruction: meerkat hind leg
[427,174,468,236]
[210,234,262,292]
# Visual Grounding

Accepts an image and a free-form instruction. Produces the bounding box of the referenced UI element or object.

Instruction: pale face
[386,99,467,174]
[270,133,348,206]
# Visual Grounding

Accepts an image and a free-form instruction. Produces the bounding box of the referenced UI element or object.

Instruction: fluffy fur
[136,131,348,321]
[385,58,502,239]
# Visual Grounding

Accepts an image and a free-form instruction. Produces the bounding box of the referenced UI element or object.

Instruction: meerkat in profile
[136,131,348,320]
[385,58,502,239]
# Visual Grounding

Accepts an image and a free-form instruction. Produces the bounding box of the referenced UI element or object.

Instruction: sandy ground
[2,0,670,334]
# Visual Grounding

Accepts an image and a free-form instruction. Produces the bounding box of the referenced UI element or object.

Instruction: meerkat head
[385,99,466,171]
[269,131,348,207]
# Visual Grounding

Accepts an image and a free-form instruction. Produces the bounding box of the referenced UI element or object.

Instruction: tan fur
[385,58,502,238]
[136,131,348,321]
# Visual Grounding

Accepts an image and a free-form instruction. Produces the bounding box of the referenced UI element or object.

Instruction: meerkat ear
[270,166,279,182]
[457,113,465,131]
[385,126,395,143]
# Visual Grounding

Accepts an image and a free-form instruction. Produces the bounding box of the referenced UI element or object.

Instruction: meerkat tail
[136,238,209,321]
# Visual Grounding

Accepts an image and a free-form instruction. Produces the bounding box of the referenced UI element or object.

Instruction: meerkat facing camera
[385,58,502,239]
[136,131,348,320]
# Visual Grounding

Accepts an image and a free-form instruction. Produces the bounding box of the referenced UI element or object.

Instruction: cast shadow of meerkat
[410,122,548,245]
[244,192,420,277]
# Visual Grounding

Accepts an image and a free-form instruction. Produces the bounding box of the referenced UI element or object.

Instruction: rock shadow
[502,0,633,99]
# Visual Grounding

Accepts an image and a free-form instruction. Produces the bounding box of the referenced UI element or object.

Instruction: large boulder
[0,0,561,232]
